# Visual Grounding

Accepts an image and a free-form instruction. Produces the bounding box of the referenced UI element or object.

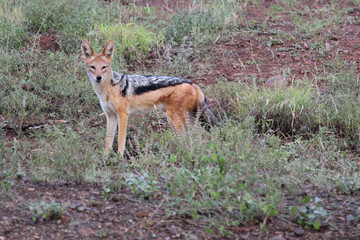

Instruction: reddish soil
[35,30,60,52]
[195,1,360,85]
[2,0,360,239]
[1,180,359,239]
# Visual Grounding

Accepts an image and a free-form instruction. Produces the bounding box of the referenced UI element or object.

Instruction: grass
[0,18,27,49]
[163,0,241,48]
[97,21,162,64]
[1,0,360,237]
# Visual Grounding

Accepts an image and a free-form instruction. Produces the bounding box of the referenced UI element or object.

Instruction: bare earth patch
[1,179,359,239]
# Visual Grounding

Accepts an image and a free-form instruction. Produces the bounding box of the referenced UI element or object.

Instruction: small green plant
[29,201,65,223]
[125,173,159,198]
[337,176,359,194]
[291,196,327,230]
[1,180,12,196]
[101,185,112,199]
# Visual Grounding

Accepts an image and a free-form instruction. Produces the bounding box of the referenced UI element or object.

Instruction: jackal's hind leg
[166,107,189,134]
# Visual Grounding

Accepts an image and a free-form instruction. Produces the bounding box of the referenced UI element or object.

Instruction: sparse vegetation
[29,201,65,223]
[1,0,360,239]
[291,196,328,230]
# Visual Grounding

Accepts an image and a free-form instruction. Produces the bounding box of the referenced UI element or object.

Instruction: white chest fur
[91,82,117,116]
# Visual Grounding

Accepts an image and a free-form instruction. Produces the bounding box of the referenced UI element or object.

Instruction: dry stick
[262,212,270,227]
[162,5,174,14]
[267,47,275,60]
[150,199,164,218]
[288,31,309,49]
[251,56,262,78]
[275,215,298,226]
[330,96,338,114]
[238,58,246,69]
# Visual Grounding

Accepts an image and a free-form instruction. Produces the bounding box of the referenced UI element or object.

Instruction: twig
[162,5,174,14]
[150,199,164,218]
[238,58,246,69]
[275,215,298,226]
[251,56,262,77]
[267,47,275,60]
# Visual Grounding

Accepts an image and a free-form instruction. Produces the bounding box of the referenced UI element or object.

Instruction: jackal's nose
[96,76,102,83]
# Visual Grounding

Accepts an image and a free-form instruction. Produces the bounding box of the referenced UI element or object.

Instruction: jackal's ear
[101,40,115,60]
[81,38,95,60]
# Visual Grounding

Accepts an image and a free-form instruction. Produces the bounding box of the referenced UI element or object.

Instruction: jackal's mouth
[96,79,101,83]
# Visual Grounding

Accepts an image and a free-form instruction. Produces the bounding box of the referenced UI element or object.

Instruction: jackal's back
[111,71,192,97]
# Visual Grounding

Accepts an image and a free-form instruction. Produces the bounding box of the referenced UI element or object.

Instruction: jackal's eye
[90,66,95,70]
[102,66,107,70]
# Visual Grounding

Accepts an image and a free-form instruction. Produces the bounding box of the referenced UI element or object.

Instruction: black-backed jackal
[81,39,219,156]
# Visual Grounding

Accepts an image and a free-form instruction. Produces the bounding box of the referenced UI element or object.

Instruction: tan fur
[82,39,209,156]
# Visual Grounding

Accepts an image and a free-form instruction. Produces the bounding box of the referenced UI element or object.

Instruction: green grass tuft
[98,21,162,64]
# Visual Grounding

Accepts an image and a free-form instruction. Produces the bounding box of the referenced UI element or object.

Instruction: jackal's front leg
[117,112,128,156]
[104,113,117,156]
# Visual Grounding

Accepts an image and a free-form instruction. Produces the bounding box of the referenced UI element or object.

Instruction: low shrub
[211,81,321,137]
[0,17,27,50]
[163,9,224,46]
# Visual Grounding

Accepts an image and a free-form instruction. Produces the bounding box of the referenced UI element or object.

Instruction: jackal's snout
[96,76,102,83]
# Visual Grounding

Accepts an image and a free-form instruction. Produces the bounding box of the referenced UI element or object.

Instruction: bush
[211,81,321,137]
[0,48,25,75]
[163,0,241,47]
[324,92,360,146]
[0,18,27,50]
[31,126,102,183]
[23,0,121,53]
[322,67,360,147]
[24,0,93,35]
[163,9,224,46]
[0,50,98,127]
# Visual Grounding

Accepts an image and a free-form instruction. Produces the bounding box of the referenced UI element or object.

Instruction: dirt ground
[2,0,360,239]
[1,180,360,239]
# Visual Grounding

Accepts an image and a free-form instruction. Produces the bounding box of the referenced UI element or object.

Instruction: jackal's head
[81,39,114,84]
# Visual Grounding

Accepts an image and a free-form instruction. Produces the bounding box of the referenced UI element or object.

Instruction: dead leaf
[78,226,94,237]
[55,120,67,124]
[135,211,150,218]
